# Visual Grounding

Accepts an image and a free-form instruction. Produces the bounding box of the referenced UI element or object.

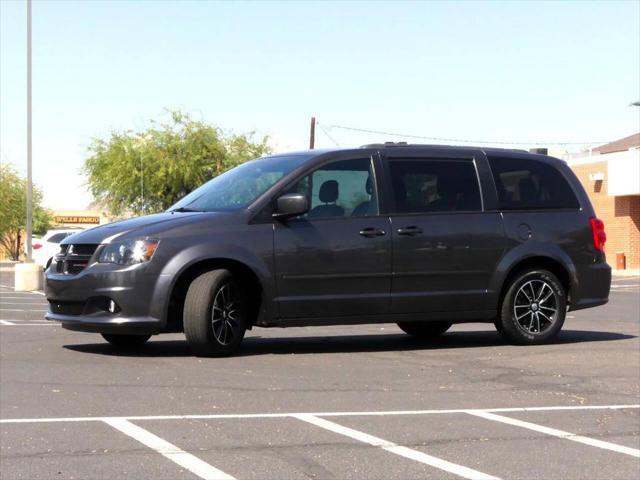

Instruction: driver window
[289,158,378,219]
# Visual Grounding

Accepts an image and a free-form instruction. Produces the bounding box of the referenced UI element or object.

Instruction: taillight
[33,243,42,250]
[589,217,606,252]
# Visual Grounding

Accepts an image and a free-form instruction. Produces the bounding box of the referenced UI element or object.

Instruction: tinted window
[47,233,69,243]
[288,158,378,219]
[389,159,482,213]
[488,156,579,210]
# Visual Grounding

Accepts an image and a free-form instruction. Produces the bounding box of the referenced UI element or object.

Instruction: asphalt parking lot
[0,267,638,479]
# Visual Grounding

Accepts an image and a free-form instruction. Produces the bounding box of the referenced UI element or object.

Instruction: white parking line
[467,411,640,458]
[0,294,46,299]
[295,413,500,480]
[104,418,235,480]
[0,308,47,312]
[0,286,44,295]
[0,322,55,326]
[2,404,637,424]
[1,302,48,306]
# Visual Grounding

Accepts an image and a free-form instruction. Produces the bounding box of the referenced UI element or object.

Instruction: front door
[274,156,392,319]
[385,153,505,313]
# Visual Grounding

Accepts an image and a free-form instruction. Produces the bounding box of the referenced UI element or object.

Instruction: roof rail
[360,141,408,148]
[359,142,531,154]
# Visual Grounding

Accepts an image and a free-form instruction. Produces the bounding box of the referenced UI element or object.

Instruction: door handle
[397,226,423,236]
[359,227,386,237]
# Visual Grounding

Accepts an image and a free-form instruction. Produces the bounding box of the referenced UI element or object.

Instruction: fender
[152,240,276,328]
[487,241,578,309]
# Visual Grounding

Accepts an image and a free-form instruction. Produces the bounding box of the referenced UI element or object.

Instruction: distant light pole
[25,0,33,262]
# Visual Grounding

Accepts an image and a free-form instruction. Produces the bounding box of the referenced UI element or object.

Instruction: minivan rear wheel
[497,269,566,345]
[397,321,452,338]
[183,269,247,357]
[101,334,150,349]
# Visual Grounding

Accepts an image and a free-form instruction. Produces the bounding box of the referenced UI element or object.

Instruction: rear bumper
[571,262,611,311]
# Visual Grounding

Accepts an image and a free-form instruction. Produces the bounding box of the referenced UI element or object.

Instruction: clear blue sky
[1,0,639,209]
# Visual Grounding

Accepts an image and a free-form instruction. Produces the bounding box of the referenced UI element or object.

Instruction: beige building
[564,133,640,271]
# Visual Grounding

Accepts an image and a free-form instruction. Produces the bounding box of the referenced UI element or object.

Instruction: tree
[82,111,271,216]
[0,164,53,260]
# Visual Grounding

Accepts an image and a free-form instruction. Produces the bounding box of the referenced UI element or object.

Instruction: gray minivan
[45,144,611,356]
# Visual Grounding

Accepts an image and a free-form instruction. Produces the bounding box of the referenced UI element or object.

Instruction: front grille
[54,244,99,275]
[48,299,85,315]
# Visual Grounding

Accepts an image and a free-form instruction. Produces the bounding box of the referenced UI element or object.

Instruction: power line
[319,124,340,147]
[320,123,609,147]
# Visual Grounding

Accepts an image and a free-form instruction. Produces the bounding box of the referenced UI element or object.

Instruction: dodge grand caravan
[45,144,611,356]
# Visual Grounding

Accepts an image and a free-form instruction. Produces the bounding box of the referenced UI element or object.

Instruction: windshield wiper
[169,207,202,213]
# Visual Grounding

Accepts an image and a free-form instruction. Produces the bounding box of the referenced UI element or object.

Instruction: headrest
[437,177,459,198]
[365,176,373,195]
[319,180,339,203]
[518,177,536,202]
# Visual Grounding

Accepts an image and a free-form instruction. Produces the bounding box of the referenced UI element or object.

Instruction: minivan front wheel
[497,269,566,345]
[183,269,247,357]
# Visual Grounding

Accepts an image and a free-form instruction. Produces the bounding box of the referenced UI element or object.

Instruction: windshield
[168,154,311,212]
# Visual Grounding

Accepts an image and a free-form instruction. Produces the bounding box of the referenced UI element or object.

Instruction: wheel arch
[497,255,573,312]
[165,257,265,333]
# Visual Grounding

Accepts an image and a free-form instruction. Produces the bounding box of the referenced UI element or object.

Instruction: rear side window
[488,156,579,210]
[389,159,482,213]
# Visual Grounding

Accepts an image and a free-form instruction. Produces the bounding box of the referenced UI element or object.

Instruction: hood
[61,211,228,245]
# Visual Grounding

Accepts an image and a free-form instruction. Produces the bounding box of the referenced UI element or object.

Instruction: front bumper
[45,263,171,335]
[48,312,162,334]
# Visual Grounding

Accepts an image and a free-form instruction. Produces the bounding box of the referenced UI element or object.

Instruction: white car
[30,229,83,270]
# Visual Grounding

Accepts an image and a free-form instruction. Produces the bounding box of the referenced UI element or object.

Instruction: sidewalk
[0,261,19,273]
[612,269,640,277]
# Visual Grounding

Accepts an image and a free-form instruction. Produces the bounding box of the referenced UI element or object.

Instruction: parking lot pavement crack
[466,411,640,458]
[293,414,502,480]
[103,418,236,480]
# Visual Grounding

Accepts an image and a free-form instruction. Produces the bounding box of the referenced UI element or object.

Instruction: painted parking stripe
[0,302,47,310]
[0,294,46,299]
[1,404,638,424]
[295,414,500,480]
[467,411,640,458]
[0,307,47,312]
[0,322,55,326]
[104,418,235,480]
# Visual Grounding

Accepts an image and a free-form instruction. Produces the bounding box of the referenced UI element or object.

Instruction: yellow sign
[54,216,100,225]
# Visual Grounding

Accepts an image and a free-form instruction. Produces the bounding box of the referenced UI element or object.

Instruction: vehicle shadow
[63,329,635,358]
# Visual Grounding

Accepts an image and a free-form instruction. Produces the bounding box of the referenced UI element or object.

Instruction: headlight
[98,238,159,265]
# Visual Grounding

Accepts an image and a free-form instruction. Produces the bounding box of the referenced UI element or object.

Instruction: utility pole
[25,0,33,262]
[309,116,316,149]
[15,0,41,290]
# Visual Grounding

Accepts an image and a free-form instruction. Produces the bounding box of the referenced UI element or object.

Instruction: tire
[183,269,247,357]
[397,321,452,338]
[496,269,567,345]
[101,334,150,349]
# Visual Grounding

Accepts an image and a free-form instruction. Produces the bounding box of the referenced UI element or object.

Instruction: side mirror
[273,193,309,220]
